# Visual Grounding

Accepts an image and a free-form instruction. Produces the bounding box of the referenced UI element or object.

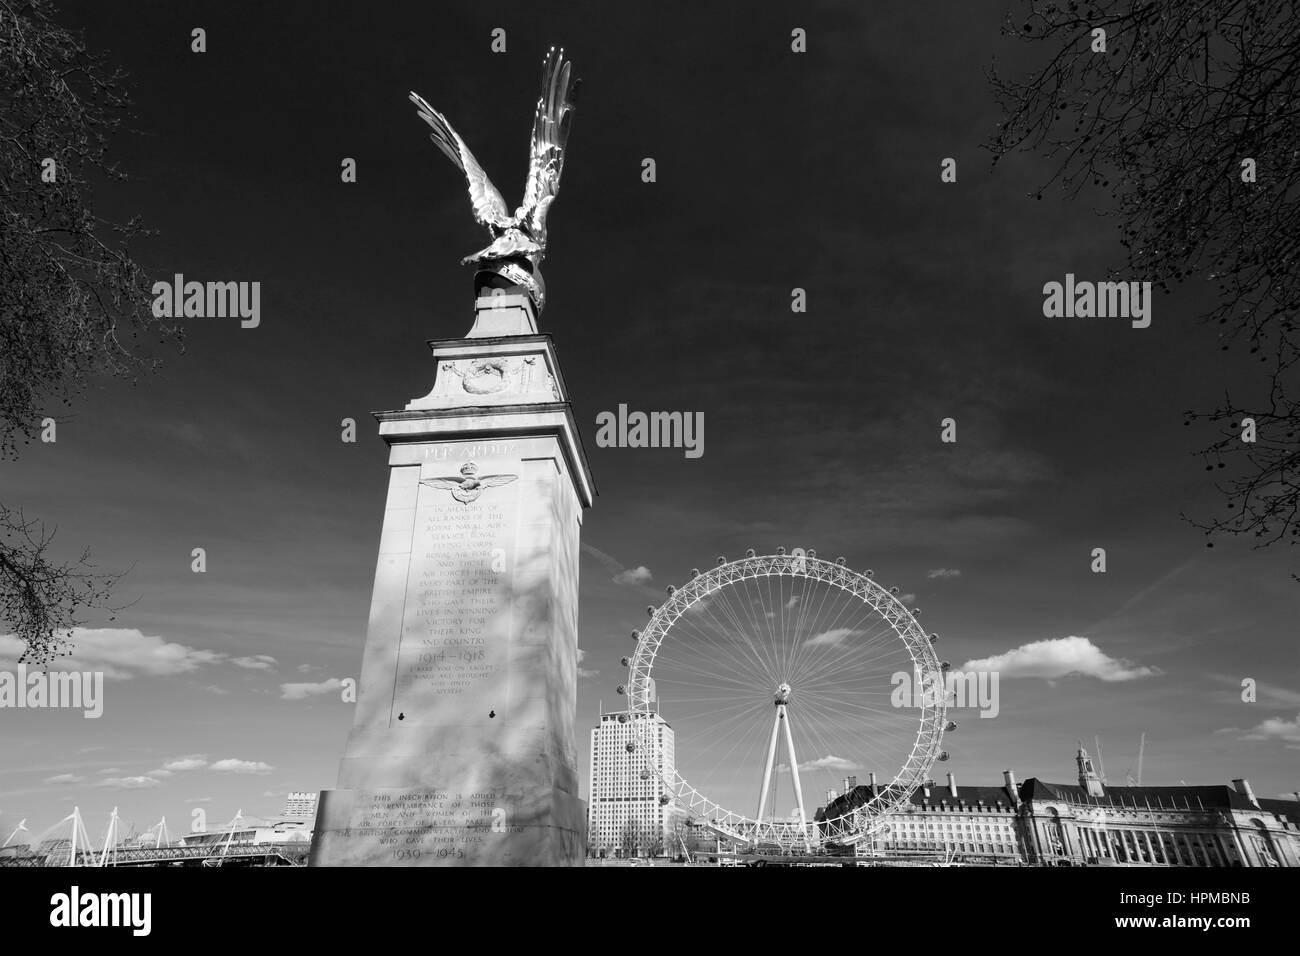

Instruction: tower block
[311,295,594,866]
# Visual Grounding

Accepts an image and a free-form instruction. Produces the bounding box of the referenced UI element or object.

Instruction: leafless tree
[988,0,1298,574]
[1,0,177,659]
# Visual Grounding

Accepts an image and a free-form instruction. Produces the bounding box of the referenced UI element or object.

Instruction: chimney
[947,772,958,799]
[842,777,849,794]
[868,772,877,789]
[846,775,858,790]
[1003,769,1020,806]
[1232,778,1259,807]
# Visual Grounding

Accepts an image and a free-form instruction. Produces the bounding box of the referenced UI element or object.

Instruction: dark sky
[2,0,1296,838]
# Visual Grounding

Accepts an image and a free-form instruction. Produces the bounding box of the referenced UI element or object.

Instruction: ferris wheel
[620,549,951,853]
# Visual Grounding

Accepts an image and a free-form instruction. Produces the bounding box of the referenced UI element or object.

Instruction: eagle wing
[477,475,518,489]
[409,91,513,230]
[420,477,465,490]
[517,47,580,239]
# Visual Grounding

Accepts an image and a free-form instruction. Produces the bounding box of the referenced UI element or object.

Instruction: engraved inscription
[344,790,522,861]
[394,486,516,709]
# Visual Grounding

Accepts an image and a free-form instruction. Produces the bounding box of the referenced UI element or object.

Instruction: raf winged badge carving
[421,462,518,505]
[410,47,580,313]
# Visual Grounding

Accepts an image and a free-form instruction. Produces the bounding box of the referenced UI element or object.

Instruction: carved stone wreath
[462,358,511,394]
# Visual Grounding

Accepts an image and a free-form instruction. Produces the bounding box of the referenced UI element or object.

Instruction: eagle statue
[409,47,580,314]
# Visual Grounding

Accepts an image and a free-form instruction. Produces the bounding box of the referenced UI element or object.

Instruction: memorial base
[311,304,593,867]
[310,786,585,867]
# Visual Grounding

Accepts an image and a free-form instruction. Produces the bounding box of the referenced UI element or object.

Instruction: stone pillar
[311,296,595,866]
[1172,833,1188,866]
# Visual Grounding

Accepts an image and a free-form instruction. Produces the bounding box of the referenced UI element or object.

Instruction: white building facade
[280,792,318,821]
[587,705,680,857]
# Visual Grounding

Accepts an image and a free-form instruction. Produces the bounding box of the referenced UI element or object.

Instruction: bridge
[0,842,310,867]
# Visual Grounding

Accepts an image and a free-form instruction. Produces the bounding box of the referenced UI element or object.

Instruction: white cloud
[900,593,916,604]
[613,566,653,586]
[926,568,962,579]
[581,544,661,596]
[577,648,597,680]
[0,628,223,680]
[231,655,277,672]
[785,596,800,610]
[280,678,343,701]
[100,775,162,790]
[1239,713,1300,746]
[962,636,1158,683]
[777,755,858,774]
[296,663,315,674]
[801,754,858,772]
[210,759,273,775]
[184,796,212,804]
[161,757,208,772]
[805,628,858,649]
[44,773,84,785]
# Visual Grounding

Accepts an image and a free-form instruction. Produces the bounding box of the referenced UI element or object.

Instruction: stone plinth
[311,311,593,867]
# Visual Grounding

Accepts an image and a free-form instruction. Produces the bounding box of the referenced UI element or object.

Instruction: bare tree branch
[989,0,1298,571]
[1,0,177,657]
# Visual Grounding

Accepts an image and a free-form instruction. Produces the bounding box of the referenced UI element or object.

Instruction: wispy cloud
[581,544,660,597]
[280,679,343,701]
[800,754,858,772]
[0,630,280,682]
[43,774,84,785]
[577,648,598,680]
[100,775,162,790]
[1208,675,1300,708]
[805,628,858,649]
[0,628,223,680]
[778,754,859,773]
[926,568,962,579]
[209,759,273,774]
[160,756,208,772]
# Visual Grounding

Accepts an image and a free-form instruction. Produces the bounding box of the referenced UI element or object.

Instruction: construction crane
[1125,732,1146,787]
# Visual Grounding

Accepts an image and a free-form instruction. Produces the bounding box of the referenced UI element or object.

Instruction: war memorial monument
[310,49,593,866]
